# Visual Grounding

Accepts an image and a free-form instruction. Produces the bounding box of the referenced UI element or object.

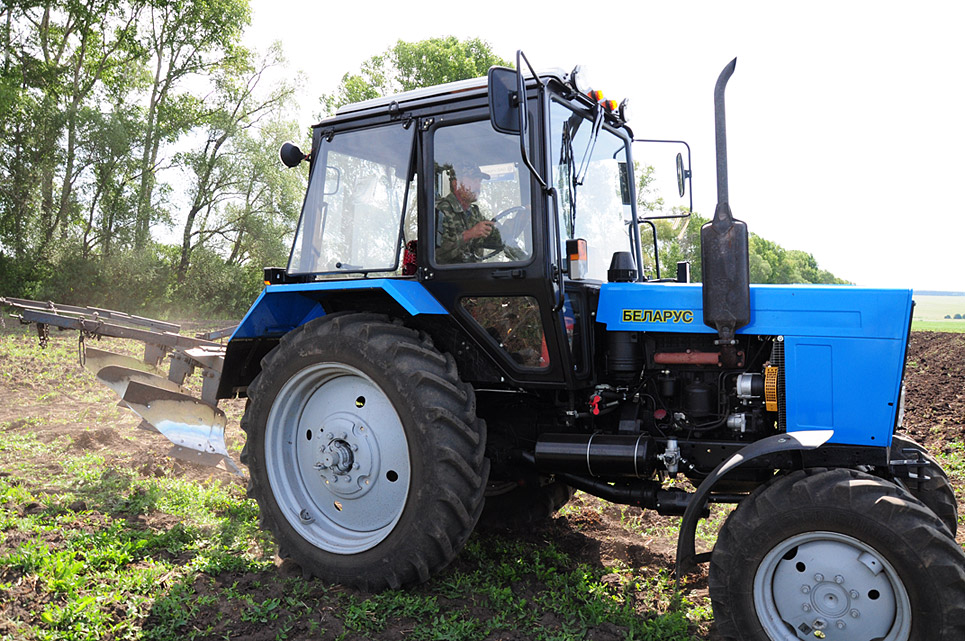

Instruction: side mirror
[676,152,687,197]
[488,67,519,134]
[280,142,306,168]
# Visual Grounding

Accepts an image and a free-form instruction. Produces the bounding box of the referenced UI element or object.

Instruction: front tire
[890,433,958,536]
[709,468,965,641]
[241,313,488,590]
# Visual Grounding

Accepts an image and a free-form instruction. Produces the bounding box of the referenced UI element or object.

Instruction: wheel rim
[265,362,410,554]
[754,531,911,641]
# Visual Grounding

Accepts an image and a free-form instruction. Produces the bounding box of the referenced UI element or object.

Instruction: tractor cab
[270,59,692,393]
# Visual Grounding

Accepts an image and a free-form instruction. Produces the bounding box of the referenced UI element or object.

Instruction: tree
[320,37,510,115]
[637,163,846,285]
[173,43,296,283]
[131,0,251,249]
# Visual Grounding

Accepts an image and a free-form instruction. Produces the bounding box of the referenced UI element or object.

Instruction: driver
[436,162,520,263]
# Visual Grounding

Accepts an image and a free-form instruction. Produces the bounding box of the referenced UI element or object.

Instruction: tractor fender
[231,279,447,340]
[675,429,833,577]
[217,280,447,398]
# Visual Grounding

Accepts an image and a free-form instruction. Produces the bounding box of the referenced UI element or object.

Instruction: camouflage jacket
[435,192,507,264]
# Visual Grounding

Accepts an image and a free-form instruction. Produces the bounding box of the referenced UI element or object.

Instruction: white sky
[245,0,965,292]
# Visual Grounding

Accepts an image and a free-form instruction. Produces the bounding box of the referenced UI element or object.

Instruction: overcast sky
[245,0,964,292]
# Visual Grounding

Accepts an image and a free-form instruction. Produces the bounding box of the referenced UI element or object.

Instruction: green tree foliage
[320,37,510,115]
[0,0,306,317]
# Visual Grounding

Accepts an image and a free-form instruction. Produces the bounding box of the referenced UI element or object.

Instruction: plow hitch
[1,297,241,475]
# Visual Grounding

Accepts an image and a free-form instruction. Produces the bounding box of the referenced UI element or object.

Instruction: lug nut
[836,621,846,630]
[802,604,811,612]
[850,609,860,618]
[814,573,824,582]
[850,590,859,599]
[802,585,811,594]
[834,575,845,584]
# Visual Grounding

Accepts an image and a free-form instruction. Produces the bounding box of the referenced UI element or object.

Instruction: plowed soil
[0,326,962,640]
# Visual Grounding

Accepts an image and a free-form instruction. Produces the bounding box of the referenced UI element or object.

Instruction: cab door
[418,110,573,387]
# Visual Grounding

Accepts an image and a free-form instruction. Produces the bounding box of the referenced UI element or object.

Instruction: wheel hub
[311,414,381,499]
[266,365,411,553]
[757,532,910,641]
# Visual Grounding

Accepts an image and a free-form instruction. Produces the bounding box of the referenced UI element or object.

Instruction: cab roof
[316,68,569,126]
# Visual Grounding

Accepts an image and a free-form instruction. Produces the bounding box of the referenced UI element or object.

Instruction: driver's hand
[462,220,494,241]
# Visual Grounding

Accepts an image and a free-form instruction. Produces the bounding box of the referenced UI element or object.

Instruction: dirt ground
[0,327,962,639]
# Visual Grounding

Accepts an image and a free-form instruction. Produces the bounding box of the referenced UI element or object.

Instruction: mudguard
[675,429,834,578]
[217,279,449,399]
[230,279,447,340]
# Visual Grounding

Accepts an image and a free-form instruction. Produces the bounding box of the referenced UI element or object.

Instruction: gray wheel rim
[754,531,911,641]
[265,362,411,554]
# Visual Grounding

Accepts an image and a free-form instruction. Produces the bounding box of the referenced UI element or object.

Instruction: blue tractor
[10,55,963,640]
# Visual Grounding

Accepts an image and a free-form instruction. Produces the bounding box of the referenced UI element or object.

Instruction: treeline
[638,165,846,285]
[0,0,306,318]
[0,14,845,321]
[641,213,847,284]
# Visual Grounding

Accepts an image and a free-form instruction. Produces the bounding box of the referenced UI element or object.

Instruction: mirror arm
[515,50,548,192]
[637,219,660,280]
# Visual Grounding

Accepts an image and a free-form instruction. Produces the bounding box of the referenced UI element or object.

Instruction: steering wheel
[479,206,530,261]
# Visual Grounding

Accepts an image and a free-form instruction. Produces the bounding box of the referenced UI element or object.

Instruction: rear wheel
[241,313,488,590]
[709,468,965,641]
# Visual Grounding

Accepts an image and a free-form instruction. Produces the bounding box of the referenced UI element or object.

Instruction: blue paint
[231,279,447,340]
[597,282,914,447]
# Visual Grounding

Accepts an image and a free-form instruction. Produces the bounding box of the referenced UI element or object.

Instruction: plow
[0,297,241,475]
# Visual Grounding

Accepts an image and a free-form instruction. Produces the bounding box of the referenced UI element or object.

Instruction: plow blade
[84,348,156,375]
[96,365,184,398]
[121,381,241,476]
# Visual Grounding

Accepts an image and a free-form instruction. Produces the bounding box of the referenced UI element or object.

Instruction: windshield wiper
[575,103,604,186]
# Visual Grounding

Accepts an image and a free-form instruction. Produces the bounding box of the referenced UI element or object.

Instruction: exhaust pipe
[700,58,750,368]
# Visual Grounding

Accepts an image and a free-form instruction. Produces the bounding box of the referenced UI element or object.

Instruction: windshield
[550,100,635,281]
[288,124,414,275]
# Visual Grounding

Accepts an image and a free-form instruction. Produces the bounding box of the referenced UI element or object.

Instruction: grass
[0,323,710,640]
[911,320,965,333]
[912,294,965,332]
[0,449,708,640]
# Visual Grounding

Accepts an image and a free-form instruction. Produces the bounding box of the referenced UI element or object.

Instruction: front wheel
[709,468,965,640]
[241,313,488,590]
[890,433,958,536]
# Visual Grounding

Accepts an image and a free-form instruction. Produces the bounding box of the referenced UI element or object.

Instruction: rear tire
[241,313,488,590]
[890,433,958,536]
[709,468,965,641]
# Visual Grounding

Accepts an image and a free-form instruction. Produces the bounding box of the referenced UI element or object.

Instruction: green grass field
[912,294,965,332]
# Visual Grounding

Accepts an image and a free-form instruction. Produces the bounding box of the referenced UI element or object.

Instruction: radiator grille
[770,338,786,431]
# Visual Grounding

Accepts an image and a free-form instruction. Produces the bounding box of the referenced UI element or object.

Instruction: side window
[460,296,549,369]
[433,121,532,266]
[289,125,414,275]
